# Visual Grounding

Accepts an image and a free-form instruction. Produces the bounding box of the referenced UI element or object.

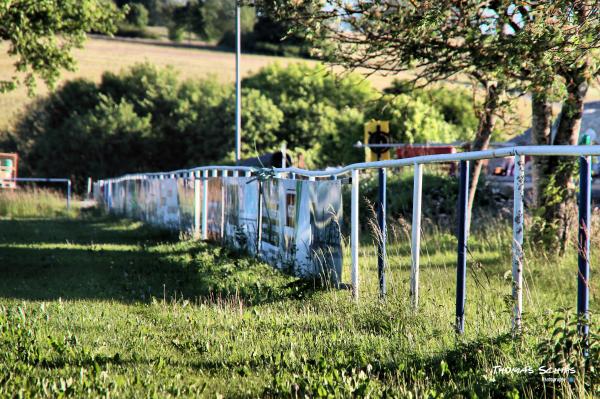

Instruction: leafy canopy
[0,0,122,94]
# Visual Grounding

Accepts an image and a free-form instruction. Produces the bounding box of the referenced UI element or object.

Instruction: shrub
[7,64,285,190]
[366,93,457,144]
[125,3,149,28]
[6,62,482,191]
[243,63,376,167]
[115,24,158,39]
[384,79,478,141]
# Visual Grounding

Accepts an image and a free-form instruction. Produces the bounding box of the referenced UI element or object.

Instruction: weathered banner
[96,176,344,283]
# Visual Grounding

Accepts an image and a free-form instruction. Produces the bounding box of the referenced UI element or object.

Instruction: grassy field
[0,191,598,397]
[0,36,401,131]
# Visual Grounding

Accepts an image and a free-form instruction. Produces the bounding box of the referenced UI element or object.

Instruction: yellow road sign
[364,120,391,162]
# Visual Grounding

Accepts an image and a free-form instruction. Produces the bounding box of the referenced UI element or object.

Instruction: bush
[125,3,149,28]
[6,64,285,190]
[366,93,458,144]
[167,24,184,42]
[243,63,376,167]
[5,63,481,191]
[384,79,478,141]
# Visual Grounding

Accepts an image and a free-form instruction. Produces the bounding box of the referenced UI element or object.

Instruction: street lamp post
[235,2,242,163]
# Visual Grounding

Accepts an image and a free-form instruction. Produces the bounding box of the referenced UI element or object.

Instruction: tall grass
[0,207,597,397]
[0,188,77,218]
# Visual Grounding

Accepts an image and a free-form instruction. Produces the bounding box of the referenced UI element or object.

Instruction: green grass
[0,203,598,397]
[0,188,78,219]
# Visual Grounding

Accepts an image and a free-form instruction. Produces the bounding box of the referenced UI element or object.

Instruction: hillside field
[4,36,596,134]
[0,37,403,131]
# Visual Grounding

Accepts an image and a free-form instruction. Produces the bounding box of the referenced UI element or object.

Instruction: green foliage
[0,0,123,95]
[114,23,159,39]
[535,309,599,396]
[367,94,456,144]
[115,0,166,26]
[217,5,312,57]
[167,0,205,42]
[7,63,286,190]
[166,0,256,44]
[384,79,478,141]
[114,3,156,39]
[243,63,375,166]
[202,0,256,41]
[4,62,486,188]
[125,3,149,28]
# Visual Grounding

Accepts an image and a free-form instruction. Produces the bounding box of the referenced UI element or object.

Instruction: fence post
[351,169,360,301]
[512,154,525,332]
[456,160,469,334]
[220,170,226,240]
[201,170,209,240]
[578,154,591,340]
[257,179,263,253]
[411,163,423,309]
[66,180,72,211]
[86,177,92,200]
[193,171,201,239]
[378,167,387,299]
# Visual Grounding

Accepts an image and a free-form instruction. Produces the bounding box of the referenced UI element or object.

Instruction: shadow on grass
[0,217,313,305]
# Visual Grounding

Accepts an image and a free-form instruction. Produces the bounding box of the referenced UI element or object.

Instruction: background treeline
[1,63,476,191]
[112,0,310,57]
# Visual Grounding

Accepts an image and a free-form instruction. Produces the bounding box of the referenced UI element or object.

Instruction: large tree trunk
[535,67,589,254]
[466,81,500,232]
[531,89,553,207]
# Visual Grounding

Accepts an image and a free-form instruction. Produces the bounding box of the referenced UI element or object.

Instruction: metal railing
[97,145,600,335]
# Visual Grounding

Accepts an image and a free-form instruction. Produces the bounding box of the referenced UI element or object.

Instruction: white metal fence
[95,145,600,334]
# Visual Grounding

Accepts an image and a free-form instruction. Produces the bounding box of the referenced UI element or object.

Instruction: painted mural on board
[222,177,260,253]
[258,179,343,283]
[206,177,223,240]
[96,176,344,282]
[177,178,195,233]
[307,180,343,282]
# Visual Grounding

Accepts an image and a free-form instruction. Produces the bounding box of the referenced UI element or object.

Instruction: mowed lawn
[0,209,597,397]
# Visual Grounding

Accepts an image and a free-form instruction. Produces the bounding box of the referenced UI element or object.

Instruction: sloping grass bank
[0,215,597,398]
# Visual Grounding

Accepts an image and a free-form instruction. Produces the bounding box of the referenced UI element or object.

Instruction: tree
[167,0,206,42]
[255,1,517,227]
[167,0,256,44]
[206,0,256,39]
[5,63,285,189]
[126,3,149,28]
[243,63,375,165]
[478,1,600,252]
[0,0,122,95]
[530,2,600,253]
[115,0,167,26]
[256,1,600,248]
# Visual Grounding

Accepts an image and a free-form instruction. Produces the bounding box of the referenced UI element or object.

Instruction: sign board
[364,120,391,162]
[0,153,18,189]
